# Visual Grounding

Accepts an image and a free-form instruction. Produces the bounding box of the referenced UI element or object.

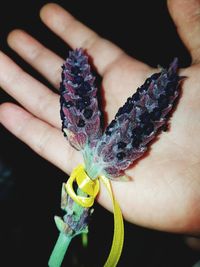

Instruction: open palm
[0,1,200,235]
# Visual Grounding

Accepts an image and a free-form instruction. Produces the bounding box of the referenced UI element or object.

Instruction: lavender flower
[52,51,182,267]
[86,58,182,178]
[60,50,182,179]
[60,49,101,150]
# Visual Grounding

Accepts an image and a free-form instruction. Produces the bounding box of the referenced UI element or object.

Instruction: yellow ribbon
[65,164,100,208]
[65,164,124,267]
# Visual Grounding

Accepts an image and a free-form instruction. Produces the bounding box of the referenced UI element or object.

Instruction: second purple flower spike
[89,58,182,178]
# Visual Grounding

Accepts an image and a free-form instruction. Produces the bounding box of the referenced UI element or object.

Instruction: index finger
[40,3,126,75]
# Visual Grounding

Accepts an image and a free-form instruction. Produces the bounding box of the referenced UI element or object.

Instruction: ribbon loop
[65,165,99,208]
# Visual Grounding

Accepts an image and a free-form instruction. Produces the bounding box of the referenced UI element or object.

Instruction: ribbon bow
[66,165,124,267]
[49,164,124,267]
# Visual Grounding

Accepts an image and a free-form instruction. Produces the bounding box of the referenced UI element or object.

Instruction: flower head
[60,49,101,150]
[87,58,182,178]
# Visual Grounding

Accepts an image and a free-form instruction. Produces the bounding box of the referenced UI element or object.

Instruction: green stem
[48,233,72,267]
[49,175,90,266]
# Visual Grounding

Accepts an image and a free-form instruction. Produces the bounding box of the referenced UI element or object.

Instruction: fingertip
[7,29,39,56]
[7,29,25,47]
[0,102,21,118]
[40,2,60,21]
[0,102,15,123]
[167,0,200,64]
[0,103,30,132]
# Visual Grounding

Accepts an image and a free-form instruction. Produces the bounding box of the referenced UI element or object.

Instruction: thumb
[167,0,200,64]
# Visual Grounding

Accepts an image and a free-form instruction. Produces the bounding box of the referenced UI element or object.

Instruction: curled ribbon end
[100,175,124,267]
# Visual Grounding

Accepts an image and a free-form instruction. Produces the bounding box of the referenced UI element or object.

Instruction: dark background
[0,0,199,266]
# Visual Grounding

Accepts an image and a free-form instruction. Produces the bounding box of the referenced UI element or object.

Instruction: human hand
[0,1,200,235]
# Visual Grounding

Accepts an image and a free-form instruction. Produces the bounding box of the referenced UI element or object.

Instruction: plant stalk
[48,233,72,267]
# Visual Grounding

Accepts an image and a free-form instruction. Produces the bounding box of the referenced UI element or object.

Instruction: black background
[0,0,199,266]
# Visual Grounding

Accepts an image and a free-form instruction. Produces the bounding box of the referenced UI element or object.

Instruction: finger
[0,103,82,174]
[40,3,128,75]
[0,51,60,128]
[7,29,64,89]
[167,0,200,64]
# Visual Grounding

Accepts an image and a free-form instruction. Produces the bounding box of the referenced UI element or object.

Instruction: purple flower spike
[93,58,182,178]
[60,49,102,150]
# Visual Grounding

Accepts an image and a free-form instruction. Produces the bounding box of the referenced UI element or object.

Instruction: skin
[0,0,200,237]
